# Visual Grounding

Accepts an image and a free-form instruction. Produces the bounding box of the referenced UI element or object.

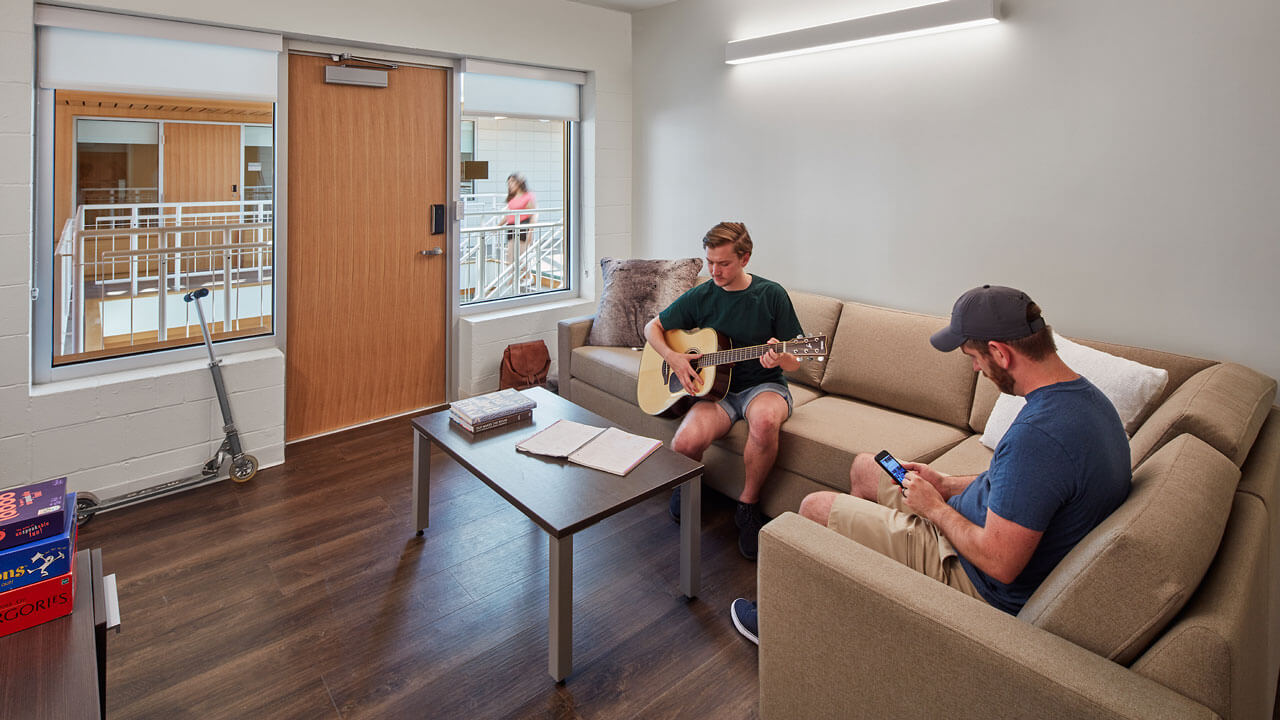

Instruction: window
[458,61,583,306]
[458,116,570,303]
[33,8,281,378]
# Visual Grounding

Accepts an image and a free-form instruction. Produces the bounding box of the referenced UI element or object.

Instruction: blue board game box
[0,477,67,552]
[0,493,76,595]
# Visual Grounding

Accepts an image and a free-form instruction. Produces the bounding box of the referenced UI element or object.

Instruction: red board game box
[0,477,68,552]
[0,564,75,639]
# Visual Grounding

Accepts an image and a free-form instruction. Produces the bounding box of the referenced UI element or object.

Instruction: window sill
[30,347,283,396]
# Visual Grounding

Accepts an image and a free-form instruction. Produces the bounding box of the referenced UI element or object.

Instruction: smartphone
[874,450,908,487]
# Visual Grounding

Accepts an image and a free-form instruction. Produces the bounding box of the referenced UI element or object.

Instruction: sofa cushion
[1128,362,1277,469]
[1018,434,1239,664]
[969,337,1216,434]
[783,291,843,390]
[927,435,993,477]
[979,333,1170,449]
[727,396,969,490]
[820,303,976,428]
[570,346,643,404]
[586,257,703,347]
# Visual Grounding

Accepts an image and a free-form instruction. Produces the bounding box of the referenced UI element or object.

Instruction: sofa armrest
[557,315,595,403]
[757,513,1214,720]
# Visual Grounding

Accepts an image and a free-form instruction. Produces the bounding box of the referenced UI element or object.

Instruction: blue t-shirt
[949,377,1131,614]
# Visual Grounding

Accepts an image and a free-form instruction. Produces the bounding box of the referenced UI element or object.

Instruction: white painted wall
[0,0,631,497]
[632,0,1280,382]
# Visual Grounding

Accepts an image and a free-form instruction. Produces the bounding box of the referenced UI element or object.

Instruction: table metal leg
[680,475,701,598]
[549,534,573,682]
[412,431,431,535]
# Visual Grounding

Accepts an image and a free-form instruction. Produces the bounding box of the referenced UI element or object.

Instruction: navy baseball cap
[930,285,1046,352]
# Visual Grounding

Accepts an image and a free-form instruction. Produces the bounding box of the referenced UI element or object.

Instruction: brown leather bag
[499,340,551,390]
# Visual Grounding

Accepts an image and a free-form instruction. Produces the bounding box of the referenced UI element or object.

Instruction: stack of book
[450,388,537,433]
[0,477,77,639]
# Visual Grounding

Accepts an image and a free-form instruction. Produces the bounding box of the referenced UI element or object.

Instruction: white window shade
[461,60,582,121]
[36,15,279,101]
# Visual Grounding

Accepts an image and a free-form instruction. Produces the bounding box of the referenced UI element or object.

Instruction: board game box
[0,477,68,552]
[0,493,77,594]
[0,562,75,639]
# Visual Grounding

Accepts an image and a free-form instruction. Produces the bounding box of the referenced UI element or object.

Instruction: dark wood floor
[80,415,763,719]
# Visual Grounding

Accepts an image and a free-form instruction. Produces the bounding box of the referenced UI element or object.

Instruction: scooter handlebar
[183,288,210,302]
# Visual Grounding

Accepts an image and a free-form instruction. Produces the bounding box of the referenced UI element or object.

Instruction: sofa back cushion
[820,303,976,428]
[1129,362,1277,469]
[969,336,1217,434]
[1018,434,1239,664]
[783,290,843,389]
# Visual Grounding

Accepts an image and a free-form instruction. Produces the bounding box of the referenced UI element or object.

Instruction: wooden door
[286,54,448,441]
[162,123,240,203]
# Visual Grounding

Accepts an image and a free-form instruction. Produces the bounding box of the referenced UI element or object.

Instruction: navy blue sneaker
[731,598,759,645]
[669,486,681,524]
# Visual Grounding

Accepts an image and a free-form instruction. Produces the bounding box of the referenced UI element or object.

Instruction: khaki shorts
[827,475,983,599]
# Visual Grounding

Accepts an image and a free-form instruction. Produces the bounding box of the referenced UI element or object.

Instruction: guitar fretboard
[700,342,789,368]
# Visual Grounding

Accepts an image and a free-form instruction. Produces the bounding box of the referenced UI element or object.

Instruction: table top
[412,387,703,538]
[0,549,101,720]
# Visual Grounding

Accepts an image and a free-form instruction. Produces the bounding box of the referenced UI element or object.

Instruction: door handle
[419,248,444,256]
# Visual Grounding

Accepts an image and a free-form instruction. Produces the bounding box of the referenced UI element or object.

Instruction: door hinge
[30,287,39,301]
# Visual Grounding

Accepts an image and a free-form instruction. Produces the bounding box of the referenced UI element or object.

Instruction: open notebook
[516,420,663,476]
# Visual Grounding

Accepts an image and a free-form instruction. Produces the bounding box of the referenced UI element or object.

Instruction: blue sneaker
[669,486,681,524]
[731,598,759,645]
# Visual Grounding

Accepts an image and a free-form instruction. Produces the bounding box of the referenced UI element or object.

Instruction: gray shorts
[717,382,793,425]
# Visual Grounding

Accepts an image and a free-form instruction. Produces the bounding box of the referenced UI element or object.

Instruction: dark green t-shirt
[658,275,804,393]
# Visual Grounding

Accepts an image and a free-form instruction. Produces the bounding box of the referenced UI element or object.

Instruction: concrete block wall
[0,0,284,500]
[20,350,286,500]
[458,298,593,397]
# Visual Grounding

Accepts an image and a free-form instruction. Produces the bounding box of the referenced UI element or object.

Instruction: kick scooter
[76,287,258,524]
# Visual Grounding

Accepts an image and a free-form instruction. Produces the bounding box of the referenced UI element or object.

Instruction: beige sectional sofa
[558,289,1280,719]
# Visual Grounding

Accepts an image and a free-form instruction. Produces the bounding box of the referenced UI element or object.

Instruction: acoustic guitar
[637,328,828,417]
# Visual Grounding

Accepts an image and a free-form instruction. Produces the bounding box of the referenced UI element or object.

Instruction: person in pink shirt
[502,173,537,249]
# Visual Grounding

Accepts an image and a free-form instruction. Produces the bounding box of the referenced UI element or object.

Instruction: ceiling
[566,0,678,12]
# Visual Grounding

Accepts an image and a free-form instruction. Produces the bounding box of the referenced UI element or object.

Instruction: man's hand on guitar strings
[666,350,704,394]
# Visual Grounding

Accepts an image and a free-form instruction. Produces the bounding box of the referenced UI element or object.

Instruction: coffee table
[410,386,704,681]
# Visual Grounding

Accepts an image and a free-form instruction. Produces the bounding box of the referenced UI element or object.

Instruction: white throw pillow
[979,334,1170,450]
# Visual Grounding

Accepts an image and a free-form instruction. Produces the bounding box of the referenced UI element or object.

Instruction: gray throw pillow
[586,257,703,347]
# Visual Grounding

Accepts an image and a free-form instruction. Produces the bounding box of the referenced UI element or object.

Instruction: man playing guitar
[642,221,804,560]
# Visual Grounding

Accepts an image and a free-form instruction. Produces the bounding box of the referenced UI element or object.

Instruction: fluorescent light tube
[726,0,1000,65]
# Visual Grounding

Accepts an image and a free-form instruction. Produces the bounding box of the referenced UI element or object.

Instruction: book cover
[451,409,533,433]
[450,389,537,425]
[0,478,67,552]
[0,493,77,595]
[0,562,75,639]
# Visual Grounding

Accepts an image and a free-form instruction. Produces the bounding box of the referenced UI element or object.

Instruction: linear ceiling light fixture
[725,0,1000,65]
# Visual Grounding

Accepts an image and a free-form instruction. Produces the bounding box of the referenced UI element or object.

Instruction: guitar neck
[699,341,793,368]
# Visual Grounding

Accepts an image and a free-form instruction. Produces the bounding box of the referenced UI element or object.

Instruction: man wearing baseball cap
[789,285,1132,617]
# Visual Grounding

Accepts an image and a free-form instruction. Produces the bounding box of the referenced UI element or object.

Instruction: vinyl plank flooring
[78,414,764,719]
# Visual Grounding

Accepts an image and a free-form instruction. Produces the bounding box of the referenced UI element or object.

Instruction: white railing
[54,199,273,359]
[459,194,566,303]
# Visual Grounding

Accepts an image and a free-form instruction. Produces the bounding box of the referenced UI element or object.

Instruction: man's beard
[984,362,1016,395]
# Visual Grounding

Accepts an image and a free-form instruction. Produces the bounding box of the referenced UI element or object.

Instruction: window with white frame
[33,7,281,377]
[458,62,581,305]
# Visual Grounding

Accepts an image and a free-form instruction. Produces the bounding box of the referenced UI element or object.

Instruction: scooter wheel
[231,454,259,483]
[76,492,100,527]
